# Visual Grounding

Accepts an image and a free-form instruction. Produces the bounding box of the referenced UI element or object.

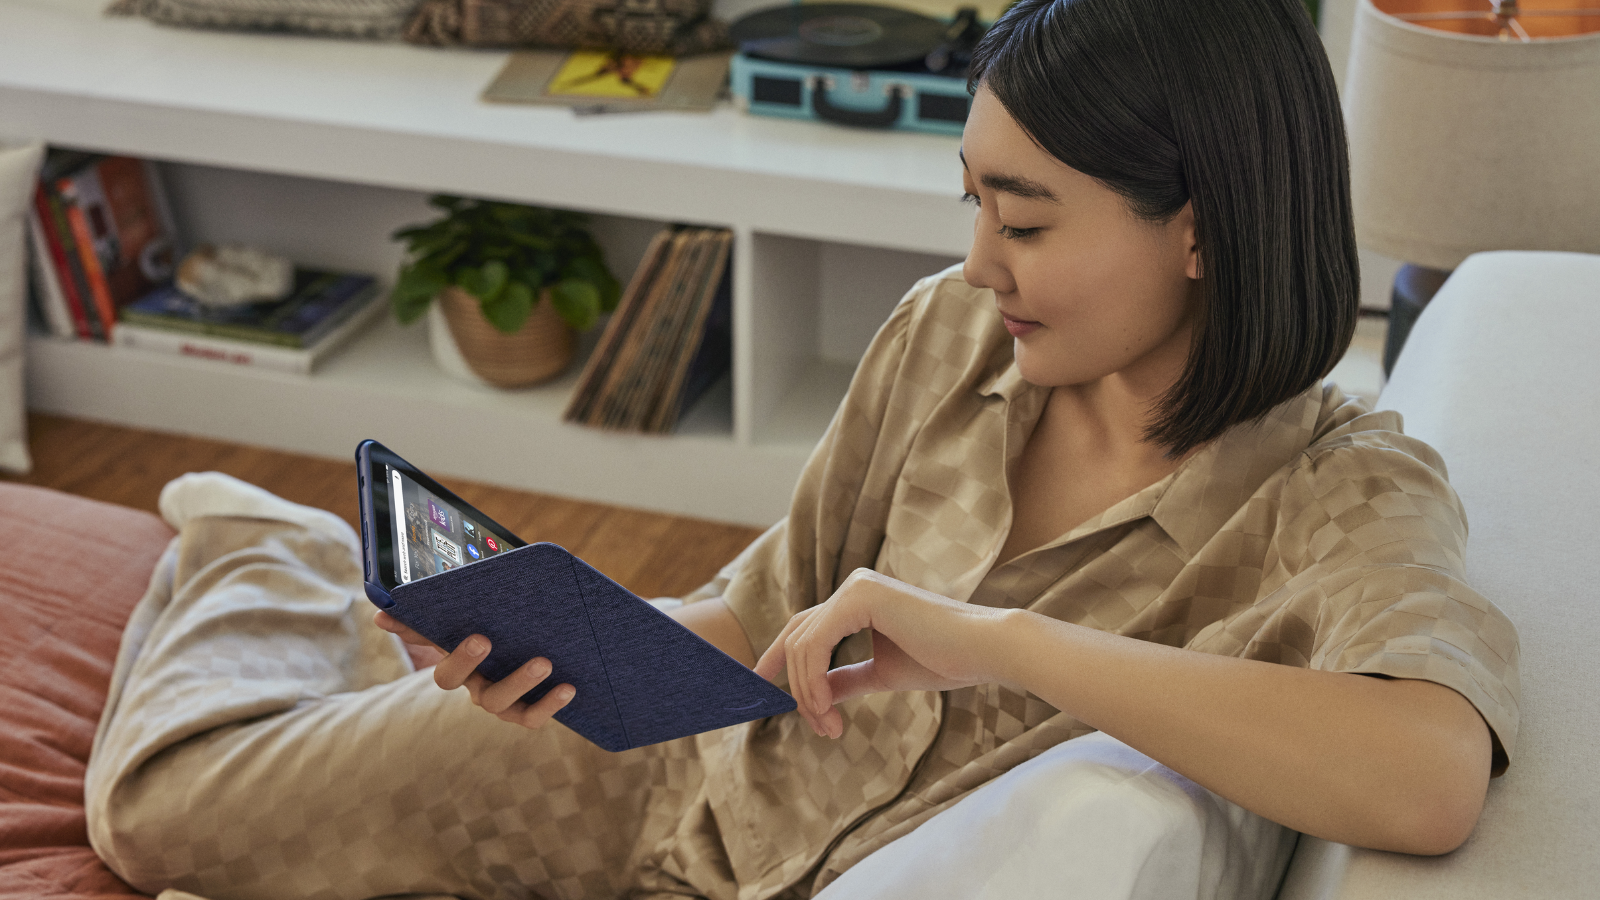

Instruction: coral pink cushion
[0,484,174,900]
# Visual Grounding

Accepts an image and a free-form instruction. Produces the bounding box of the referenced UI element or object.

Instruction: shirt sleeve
[1189,418,1522,774]
[684,278,930,660]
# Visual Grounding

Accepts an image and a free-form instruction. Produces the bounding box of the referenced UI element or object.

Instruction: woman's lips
[1000,312,1042,337]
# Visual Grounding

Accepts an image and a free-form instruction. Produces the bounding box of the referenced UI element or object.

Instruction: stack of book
[26,150,179,343]
[26,148,384,374]
[564,226,732,433]
[113,270,384,374]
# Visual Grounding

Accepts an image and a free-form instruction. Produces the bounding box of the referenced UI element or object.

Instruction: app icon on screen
[428,499,450,531]
[463,520,480,542]
[485,536,499,553]
[431,530,463,565]
[466,544,481,560]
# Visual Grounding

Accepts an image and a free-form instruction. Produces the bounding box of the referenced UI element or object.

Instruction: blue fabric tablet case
[383,542,796,752]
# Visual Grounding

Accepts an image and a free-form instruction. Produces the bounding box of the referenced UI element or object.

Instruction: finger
[477,657,554,715]
[825,659,888,705]
[503,683,576,729]
[753,609,810,682]
[433,634,490,691]
[793,614,836,728]
[818,704,843,740]
[787,621,834,737]
[373,610,441,650]
[463,671,488,706]
[781,611,824,733]
[793,598,855,718]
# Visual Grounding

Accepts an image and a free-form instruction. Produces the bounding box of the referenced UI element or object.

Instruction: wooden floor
[5,413,766,601]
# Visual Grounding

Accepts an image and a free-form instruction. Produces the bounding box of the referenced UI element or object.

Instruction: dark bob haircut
[968,0,1360,455]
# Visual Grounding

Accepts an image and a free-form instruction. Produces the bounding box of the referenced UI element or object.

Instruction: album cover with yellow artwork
[482,49,732,113]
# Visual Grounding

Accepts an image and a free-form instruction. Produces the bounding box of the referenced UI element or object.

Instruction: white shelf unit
[0,0,970,525]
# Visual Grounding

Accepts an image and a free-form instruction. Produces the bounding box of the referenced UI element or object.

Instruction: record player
[728,3,985,137]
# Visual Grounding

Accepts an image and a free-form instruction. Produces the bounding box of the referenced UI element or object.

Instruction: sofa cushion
[0,483,174,900]
[1279,250,1600,898]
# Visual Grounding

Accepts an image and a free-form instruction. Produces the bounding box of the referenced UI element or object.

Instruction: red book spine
[32,186,92,340]
[58,177,118,341]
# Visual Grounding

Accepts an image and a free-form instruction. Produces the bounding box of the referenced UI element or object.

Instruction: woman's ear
[1178,201,1202,280]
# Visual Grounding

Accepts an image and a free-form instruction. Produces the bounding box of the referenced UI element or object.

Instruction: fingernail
[557,686,575,702]
[466,637,487,656]
[533,660,552,679]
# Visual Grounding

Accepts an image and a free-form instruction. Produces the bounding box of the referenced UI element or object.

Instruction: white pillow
[816,731,1298,900]
[0,141,44,474]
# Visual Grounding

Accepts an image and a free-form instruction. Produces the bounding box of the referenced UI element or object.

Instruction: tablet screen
[386,466,511,585]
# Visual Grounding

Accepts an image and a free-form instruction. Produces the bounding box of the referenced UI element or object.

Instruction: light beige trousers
[85,474,710,900]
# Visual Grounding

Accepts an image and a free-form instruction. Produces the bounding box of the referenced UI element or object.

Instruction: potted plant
[391,195,621,388]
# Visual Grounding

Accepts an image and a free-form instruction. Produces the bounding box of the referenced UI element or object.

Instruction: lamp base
[1383,264,1452,375]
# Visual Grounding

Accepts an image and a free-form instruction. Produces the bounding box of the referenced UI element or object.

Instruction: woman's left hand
[754,568,1010,738]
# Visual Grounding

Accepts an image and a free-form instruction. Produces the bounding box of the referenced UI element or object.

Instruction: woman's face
[961,86,1202,397]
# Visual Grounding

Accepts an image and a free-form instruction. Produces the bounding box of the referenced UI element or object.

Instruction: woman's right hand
[374,610,576,729]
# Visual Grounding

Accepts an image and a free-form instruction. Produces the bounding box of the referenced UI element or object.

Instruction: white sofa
[1278,250,1600,899]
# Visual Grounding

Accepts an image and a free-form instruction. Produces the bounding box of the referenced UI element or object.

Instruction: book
[563,225,734,433]
[36,178,104,340]
[111,286,385,374]
[59,196,118,337]
[120,269,381,348]
[51,154,180,340]
[25,199,77,339]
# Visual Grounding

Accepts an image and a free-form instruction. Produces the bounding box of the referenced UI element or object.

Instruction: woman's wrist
[983,607,1043,691]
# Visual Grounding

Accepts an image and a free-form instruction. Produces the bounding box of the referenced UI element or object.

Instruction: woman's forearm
[986,609,1492,855]
[669,596,758,668]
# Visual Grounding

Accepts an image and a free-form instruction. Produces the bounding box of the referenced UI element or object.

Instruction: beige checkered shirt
[667,265,1520,898]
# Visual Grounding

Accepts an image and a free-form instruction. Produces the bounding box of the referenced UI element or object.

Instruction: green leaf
[480,260,509,298]
[511,232,555,251]
[564,255,604,283]
[391,264,448,325]
[550,278,601,332]
[481,281,534,333]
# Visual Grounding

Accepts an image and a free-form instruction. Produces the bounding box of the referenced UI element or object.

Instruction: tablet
[355,440,795,752]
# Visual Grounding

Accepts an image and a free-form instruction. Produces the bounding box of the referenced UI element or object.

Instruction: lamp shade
[1343,0,1600,270]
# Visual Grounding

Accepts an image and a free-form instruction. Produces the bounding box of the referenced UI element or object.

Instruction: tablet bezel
[355,439,527,605]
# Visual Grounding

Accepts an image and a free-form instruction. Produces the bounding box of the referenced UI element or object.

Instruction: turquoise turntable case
[730,53,971,136]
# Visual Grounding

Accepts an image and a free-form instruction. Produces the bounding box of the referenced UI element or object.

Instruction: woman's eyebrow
[958,149,1060,203]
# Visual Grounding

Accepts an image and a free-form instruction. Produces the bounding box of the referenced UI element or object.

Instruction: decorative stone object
[176,245,294,307]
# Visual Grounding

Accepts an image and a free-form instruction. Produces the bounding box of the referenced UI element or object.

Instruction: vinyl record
[730,3,950,70]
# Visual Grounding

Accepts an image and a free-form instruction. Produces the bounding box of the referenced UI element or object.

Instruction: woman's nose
[962,211,1014,295]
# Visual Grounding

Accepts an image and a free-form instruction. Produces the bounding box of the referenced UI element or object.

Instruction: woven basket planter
[429,286,574,388]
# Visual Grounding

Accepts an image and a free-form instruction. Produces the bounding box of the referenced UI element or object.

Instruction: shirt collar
[978,358,1034,401]
[1150,385,1328,559]
[979,350,1331,561]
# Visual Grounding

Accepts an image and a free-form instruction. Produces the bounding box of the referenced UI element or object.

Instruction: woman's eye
[997,224,1040,240]
[960,192,980,206]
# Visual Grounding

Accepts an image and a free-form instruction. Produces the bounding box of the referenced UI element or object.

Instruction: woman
[89,0,1517,897]
[391,0,1514,869]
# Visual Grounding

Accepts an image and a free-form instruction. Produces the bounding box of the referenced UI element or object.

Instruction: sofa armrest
[1279,251,1600,899]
